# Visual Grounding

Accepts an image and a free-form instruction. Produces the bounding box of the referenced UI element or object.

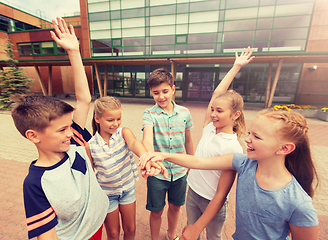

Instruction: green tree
[0,39,32,110]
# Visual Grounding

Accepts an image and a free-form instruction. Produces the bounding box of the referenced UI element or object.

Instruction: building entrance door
[184,68,219,101]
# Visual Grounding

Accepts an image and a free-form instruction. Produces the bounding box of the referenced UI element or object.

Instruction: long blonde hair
[216,90,246,137]
[258,109,318,197]
[92,96,121,135]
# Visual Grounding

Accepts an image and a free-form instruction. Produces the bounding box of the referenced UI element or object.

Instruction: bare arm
[37,227,58,240]
[204,47,255,127]
[142,126,155,152]
[50,17,91,129]
[180,171,236,240]
[122,127,147,157]
[139,152,234,171]
[289,224,318,240]
[184,129,194,155]
[84,142,94,170]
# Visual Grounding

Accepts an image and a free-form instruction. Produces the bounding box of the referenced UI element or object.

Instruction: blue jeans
[186,187,228,240]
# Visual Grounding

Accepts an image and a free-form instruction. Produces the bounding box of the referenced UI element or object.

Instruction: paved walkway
[0,99,327,239]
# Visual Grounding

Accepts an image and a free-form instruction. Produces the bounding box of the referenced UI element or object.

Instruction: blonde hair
[258,109,318,197]
[92,96,121,135]
[216,90,246,137]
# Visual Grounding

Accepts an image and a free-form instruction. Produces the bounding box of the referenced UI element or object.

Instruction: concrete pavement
[0,99,327,239]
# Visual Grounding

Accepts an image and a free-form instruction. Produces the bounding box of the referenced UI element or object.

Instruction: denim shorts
[107,188,136,213]
[146,174,187,212]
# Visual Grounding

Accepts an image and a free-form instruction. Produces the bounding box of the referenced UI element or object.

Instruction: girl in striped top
[87,96,160,240]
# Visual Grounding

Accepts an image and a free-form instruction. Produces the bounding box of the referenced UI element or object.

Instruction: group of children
[11,18,319,240]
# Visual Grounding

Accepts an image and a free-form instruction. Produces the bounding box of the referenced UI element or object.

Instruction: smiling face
[245,115,284,161]
[34,112,73,159]
[95,108,122,139]
[211,97,239,134]
[150,82,175,111]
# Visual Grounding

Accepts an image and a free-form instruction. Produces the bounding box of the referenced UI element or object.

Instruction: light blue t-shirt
[232,153,318,240]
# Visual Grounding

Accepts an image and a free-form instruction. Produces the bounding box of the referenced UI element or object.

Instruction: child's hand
[138,152,164,169]
[50,17,79,53]
[141,162,168,179]
[233,46,255,68]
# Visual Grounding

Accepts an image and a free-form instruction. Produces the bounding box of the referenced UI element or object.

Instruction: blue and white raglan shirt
[23,122,109,239]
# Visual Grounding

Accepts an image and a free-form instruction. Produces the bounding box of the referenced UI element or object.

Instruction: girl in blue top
[140,109,319,240]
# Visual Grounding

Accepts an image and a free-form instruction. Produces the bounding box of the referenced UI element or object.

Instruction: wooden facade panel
[302,63,328,81]
[13,11,42,27]
[314,0,328,11]
[311,11,328,26]
[308,25,328,40]
[0,32,8,60]
[61,66,75,94]
[306,40,328,52]
[0,3,15,19]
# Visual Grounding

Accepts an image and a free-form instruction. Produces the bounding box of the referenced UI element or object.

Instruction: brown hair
[216,90,246,137]
[92,96,121,135]
[11,95,74,137]
[258,109,319,197]
[147,68,174,88]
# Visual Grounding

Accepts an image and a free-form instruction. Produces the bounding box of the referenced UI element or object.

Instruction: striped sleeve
[70,121,92,146]
[142,109,154,129]
[23,171,57,239]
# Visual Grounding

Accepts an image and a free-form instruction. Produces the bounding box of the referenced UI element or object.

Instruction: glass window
[188,43,215,50]
[177,3,189,13]
[275,3,313,16]
[90,21,110,30]
[111,20,121,29]
[121,0,144,9]
[224,31,254,42]
[150,15,175,26]
[268,40,306,51]
[150,25,175,36]
[123,37,145,47]
[112,39,122,47]
[123,46,144,54]
[41,42,53,48]
[224,19,256,31]
[256,18,273,29]
[151,35,175,45]
[222,42,253,52]
[42,48,54,55]
[18,43,32,55]
[189,11,219,23]
[112,29,121,38]
[225,8,258,20]
[88,2,109,13]
[271,28,308,40]
[110,1,121,11]
[122,27,145,37]
[273,15,311,28]
[121,8,145,18]
[260,0,276,6]
[176,14,189,24]
[90,30,111,39]
[188,33,217,43]
[226,0,259,8]
[111,10,121,19]
[150,5,176,16]
[277,0,315,4]
[122,18,145,28]
[255,30,270,40]
[176,35,187,44]
[189,0,220,12]
[189,22,218,34]
[258,6,275,17]
[254,41,269,51]
[176,24,188,34]
[89,12,110,21]
[150,0,176,6]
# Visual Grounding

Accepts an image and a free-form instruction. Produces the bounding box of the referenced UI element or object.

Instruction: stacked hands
[139,152,167,178]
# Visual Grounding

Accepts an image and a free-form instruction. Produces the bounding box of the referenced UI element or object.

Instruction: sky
[1,0,80,21]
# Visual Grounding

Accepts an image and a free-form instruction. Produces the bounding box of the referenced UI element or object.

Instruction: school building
[1,0,328,107]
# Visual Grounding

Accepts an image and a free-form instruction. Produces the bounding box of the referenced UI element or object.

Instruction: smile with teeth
[247,146,255,151]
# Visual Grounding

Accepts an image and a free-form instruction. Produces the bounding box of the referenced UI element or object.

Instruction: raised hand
[233,46,255,68]
[50,17,79,53]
